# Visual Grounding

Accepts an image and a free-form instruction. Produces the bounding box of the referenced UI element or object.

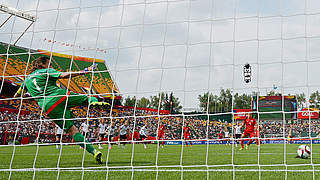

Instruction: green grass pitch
[0,143,319,179]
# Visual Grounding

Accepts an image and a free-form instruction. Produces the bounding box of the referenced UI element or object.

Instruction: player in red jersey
[255,124,261,146]
[183,122,192,147]
[158,122,165,148]
[218,131,223,144]
[240,114,257,150]
[287,125,293,144]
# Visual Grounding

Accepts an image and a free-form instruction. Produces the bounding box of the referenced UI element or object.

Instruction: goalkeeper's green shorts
[45,91,98,131]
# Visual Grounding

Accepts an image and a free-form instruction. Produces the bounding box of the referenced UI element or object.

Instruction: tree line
[122,92,182,114]
[122,89,320,113]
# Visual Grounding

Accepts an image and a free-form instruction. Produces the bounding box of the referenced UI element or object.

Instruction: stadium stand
[0,42,119,96]
[1,99,320,145]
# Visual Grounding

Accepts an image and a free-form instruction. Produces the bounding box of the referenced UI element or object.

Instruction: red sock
[256,139,260,145]
[241,139,244,148]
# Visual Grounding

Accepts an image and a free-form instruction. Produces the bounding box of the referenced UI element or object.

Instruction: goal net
[1,0,320,179]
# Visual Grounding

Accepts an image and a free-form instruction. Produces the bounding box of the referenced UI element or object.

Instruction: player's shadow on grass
[294,155,317,161]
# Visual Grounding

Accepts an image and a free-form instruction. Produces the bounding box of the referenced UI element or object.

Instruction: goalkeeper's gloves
[80,63,98,74]
[84,63,98,72]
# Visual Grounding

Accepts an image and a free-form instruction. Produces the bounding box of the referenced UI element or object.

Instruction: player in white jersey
[224,126,230,145]
[119,120,129,149]
[139,124,148,149]
[97,118,107,149]
[80,121,89,138]
[79,121,89,149]
[107,121,116,149]
[234,122,242,147]
[55,124,63,149]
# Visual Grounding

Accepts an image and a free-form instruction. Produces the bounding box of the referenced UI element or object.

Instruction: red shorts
[218,136,223,139]
[158,133,164,139]
[184,133,190,139]
[255,131,260,137]
[243,130,255,138]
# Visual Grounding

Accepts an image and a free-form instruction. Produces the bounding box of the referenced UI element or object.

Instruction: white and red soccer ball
[297,145,311,159]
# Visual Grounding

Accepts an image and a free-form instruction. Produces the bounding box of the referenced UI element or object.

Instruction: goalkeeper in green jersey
[14,56,108,164]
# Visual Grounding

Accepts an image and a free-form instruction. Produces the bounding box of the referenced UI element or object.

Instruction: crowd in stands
[1,99,320,145]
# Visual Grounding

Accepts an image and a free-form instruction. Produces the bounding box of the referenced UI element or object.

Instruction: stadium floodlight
[0,3,36,45]
[0,4,36,22]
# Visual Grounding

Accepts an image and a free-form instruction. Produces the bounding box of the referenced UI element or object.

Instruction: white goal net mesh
[1,0,320,179]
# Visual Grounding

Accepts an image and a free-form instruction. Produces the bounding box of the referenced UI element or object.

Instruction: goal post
[0,0,319,179]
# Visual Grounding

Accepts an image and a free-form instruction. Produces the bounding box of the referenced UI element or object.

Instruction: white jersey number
[32,78,41,92]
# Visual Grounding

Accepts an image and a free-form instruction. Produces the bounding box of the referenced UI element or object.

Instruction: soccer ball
[297,145,311,159]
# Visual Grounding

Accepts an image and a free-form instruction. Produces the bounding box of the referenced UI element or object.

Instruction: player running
[119,120,129,149]
[234,122,242,147]
[106,121,115,149]
[240,114,257,150]
[218,131,223,144]
[158,122,165,148]
[288,126,293,144]
[14,56,108,164]
[97,118,107,149]
[139,123,148,149]
[255,124,262,146]
[79,120,89,149]
[55,124,63,149]
[80,120,89,139]
[183,122,192,147]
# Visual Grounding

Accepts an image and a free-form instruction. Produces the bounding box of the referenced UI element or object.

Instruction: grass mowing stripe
[0,144,319,179]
